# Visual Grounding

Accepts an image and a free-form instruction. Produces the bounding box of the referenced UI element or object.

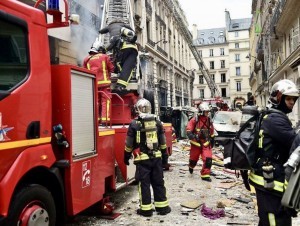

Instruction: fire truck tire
[143,90,155,114]
[6,184,56,226]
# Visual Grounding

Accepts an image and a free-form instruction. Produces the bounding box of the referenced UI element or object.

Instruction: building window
[198,50,202,57]
[218,35,225,43]
[220,60,225,68]
[236,81,241,91]
[221,88,226,97]
[199,89,204,98]
[235,54,240,62]
[211,74,215,81]
[220,48,224,56]
[221,73,226,83]
[199,75,204,84]
[208,37,215,43]
[235,31,239,37]
[235,43,239,48]
[209,49,214,56]
[210,61,214,69]
[197,38,204,45]
[236,67,241,76]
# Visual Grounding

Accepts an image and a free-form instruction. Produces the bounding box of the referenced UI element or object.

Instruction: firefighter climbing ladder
[166,0,221,98]
[99,0,139,90]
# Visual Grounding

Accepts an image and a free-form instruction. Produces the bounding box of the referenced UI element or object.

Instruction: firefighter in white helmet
[124,98,171,217]
[186,102,215,181]
[99,20,138,95]
[83,38,114,123]
[249,79,299,226]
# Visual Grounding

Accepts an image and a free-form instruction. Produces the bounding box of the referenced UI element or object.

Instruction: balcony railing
[147,39,155,47]
[270,0,286,34]
[157,46,168,57]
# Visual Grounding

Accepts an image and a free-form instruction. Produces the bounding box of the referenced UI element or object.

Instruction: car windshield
[213,111,241,125]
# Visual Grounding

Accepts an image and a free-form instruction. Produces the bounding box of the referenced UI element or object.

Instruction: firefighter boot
[136,209,153,217]
[189,167,194,174]
[112,85,128,96]
[201,177,212,182]
[156,206,171,215]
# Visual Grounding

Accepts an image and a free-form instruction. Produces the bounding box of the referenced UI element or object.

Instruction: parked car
[212,111,242,144]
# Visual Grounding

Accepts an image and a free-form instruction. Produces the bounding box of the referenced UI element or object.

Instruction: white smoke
[69,0,104,66]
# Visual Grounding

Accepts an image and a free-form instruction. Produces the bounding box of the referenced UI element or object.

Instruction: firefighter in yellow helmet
[124,98,171,217]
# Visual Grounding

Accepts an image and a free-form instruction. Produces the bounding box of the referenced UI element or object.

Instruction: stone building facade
[250,0,300,125]
[192,11,252,109]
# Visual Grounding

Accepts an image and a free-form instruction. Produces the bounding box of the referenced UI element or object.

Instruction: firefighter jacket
[186,114,214,147]
[125,115,167,163]
[249,109,296,196]
[100,22,137,52]
[83,53,114,86]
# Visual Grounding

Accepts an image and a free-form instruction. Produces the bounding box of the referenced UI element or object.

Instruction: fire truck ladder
[99,0,139,90]
[165,0,221,98]
[100,0,134,46]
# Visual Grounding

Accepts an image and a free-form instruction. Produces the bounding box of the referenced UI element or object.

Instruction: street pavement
[66,140,300,226]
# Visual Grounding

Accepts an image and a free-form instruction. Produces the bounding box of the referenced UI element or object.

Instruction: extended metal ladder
[165,0,221,98]
[100,0,134,47]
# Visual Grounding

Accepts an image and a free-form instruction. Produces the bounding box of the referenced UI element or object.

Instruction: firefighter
[186,102,215,182]
[124,98,171,217]
[99,19,138,95]
[83,38,114,123]
[249,79,299,226]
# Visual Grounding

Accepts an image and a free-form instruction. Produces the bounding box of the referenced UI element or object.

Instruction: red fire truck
[0,1,172,225]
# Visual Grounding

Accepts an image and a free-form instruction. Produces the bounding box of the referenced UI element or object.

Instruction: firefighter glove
[240,170,251,191]
[210,137,215,148]
[187,131,195,140]
[124,151,132,166]
[161,149,169,165]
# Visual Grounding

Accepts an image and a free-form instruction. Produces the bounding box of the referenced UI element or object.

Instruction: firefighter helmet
[269,79,299,106]
[198,102,210,114]
[135,98,152,115]
[89,38,105,54]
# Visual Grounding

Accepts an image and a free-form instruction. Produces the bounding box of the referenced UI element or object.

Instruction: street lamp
[154,39,168,45]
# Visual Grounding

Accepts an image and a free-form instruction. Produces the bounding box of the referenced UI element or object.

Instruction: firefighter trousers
[135,158,169,211]
[255,188,292,226]
[116,48,138,88]
[189,144,212,177]
[98,86,111,124]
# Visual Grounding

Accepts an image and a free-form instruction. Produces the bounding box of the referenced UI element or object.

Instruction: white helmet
[89,38,105,54]
[199,102,210,114]
[135,98,151,115]
[269,79,299,106]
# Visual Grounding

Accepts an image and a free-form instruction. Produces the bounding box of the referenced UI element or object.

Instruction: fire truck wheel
[7,184,56,226]
[143,90,155,114]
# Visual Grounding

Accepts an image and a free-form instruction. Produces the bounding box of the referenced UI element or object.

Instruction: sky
[178,0,253,30]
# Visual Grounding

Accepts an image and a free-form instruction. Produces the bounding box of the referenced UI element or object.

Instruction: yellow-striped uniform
[83,52,114,123]
[124,115,170,215]
[249,109,296,226]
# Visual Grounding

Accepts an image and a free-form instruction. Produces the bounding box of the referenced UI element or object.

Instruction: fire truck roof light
[48,0,59,11]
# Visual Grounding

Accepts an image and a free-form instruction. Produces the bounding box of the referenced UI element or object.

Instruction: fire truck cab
[0,1,172,225]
